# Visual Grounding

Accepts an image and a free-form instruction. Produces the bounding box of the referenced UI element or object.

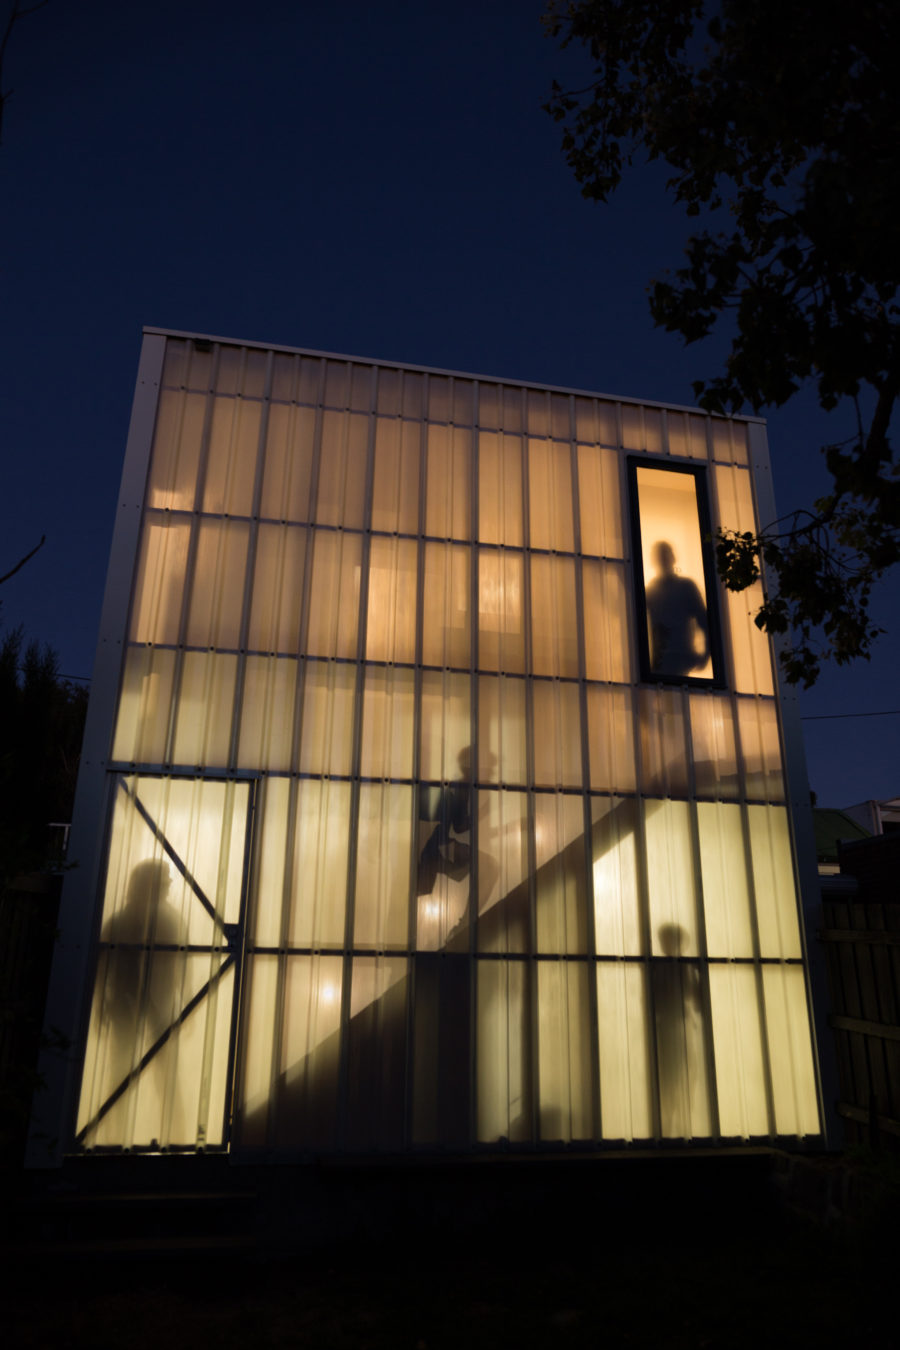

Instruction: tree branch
[0,0,47,145]
[0,534,45,585]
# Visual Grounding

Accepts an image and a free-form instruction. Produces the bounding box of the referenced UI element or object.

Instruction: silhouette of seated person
[645,540,710,676]
[100,858,188,1097]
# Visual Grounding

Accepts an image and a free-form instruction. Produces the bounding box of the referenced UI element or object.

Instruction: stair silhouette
[237,797,641,1153]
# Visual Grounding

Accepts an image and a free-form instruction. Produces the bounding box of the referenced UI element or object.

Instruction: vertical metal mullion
[519,393,540,1143]
[683,688,721,1142]
[624,431,663,1140]
[715,428,783,1139]
[615,415,657,1141]
[226,350,275,769]
[35,335,170,1162]
[466,401,479,1147]
[404,383,429,1149]
[570,396,602,1142]
[213,351,272,1152]
[705,456,740,695]
[163,344,222,767]
[287,356,326,772]
[732,445,777,698]
[633,807,661,1140]
[335,365,378,1149]
[267,356,327,1153]
[192,779,234,1149]
[222,779,258,1150]
[615,452,641,693]
[732,701,778,1139]
[747,418,832,1141]
[65,777,131,1148]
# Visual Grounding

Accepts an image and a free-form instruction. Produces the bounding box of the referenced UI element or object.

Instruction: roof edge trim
[142,326,767,423]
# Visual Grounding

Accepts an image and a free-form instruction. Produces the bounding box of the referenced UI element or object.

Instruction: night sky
[1,0,896,809]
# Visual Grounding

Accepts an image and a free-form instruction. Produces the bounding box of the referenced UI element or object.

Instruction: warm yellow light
[636,466,713,679]
[77,343,822,1155]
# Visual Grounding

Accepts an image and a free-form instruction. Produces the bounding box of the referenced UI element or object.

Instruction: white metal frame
[27,334,167,1165]
[29,328,828,1163]
[747,421,839,1146]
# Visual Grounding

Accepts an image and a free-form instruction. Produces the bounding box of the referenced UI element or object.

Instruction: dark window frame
[626,457,725,687]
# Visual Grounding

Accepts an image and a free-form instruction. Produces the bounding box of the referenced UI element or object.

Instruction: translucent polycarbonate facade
[71,333,821,1154]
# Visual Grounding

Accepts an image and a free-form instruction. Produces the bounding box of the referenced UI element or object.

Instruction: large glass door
[75,775,253,1151]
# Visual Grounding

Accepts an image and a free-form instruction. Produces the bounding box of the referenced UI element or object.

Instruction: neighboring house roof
[812,808,871,865]
[842,797,900,836]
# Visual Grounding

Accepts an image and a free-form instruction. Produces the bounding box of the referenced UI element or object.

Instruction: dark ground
[3,1150,898,1349]
[3,1233,893,1350]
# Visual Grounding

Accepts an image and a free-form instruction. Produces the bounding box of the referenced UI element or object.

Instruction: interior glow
[538,961,592,1140]
[591,797,641,956]
[714,464,774,695]
[690,692,740,799]
[478,549,525,673]
[635,466,713,680]
[582,561,630,682]
[577,444,623,559]
[76,777,249,1148]
[74,341,823,1154]
[479,431,523,546]
[529,438,574,552]
[586,685,636,793]
[529,554,578,678]
[247,523,308,654]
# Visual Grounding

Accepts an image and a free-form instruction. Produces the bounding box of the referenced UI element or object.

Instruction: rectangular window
[629,461,722,684]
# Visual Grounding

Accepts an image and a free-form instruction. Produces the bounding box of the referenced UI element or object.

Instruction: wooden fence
[821,839,900,1148]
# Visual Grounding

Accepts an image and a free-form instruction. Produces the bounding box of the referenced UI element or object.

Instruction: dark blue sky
[1,0,896,808]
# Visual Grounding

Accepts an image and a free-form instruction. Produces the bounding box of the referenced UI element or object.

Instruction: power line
[801,709,900,721]
[14,666,91,683]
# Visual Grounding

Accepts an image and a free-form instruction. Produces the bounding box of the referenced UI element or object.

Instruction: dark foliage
[0,626,87,887]
[0,626,84,1162]
[545,0,900,684]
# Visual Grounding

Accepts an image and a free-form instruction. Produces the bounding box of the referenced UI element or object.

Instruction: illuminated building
[32,329,825,1159]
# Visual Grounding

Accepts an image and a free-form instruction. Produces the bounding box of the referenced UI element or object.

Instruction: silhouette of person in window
[653,923,706,1138]
[416,747,500,952]
[417,748,475,896]
[100,858,187,1101]
[645,541,710,676]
